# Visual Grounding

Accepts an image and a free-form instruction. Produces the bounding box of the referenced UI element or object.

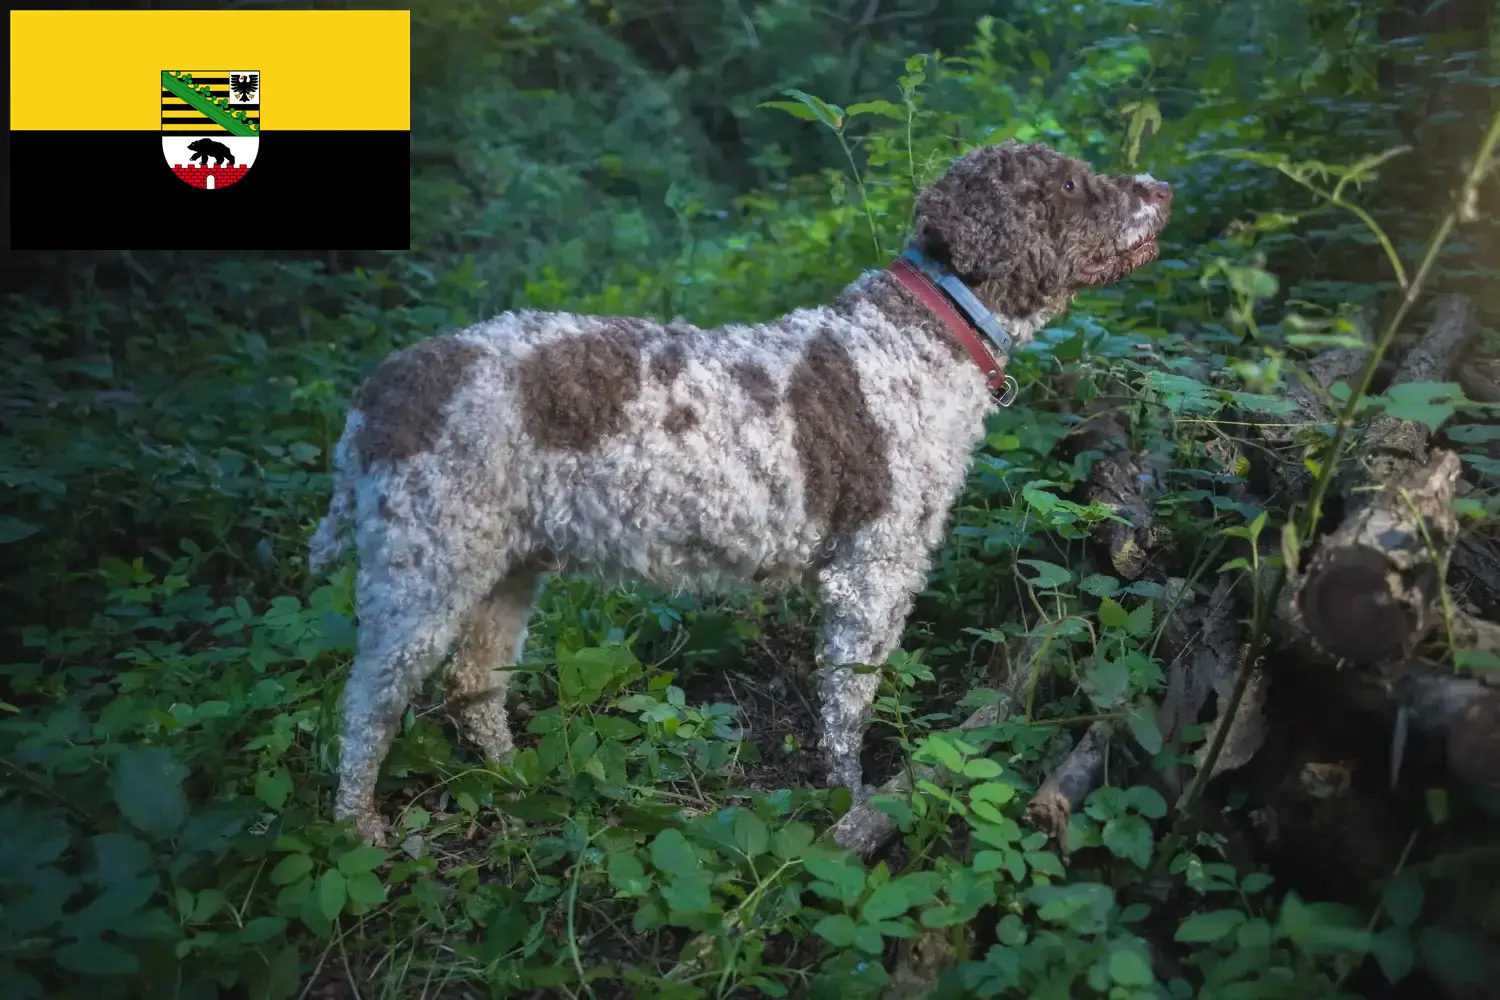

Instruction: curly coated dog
[311,141,1172,843]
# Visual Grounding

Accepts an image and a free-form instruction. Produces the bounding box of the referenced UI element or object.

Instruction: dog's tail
[309,414,361,574]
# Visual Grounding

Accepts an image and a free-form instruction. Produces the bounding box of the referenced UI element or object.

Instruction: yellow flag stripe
[11,10,409,130]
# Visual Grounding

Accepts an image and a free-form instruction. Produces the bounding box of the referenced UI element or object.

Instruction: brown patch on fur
[517,322,644,451]
[650,343,687,385]
[663,405,698,435]
[354,336,487,466]
[731,362,780,415]
[787,333,892,536]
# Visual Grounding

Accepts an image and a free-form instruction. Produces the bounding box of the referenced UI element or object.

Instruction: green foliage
[5,0,1499,996]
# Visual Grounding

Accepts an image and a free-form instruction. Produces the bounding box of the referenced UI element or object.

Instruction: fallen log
[1253,312,1372,500]
[1155,574,1244,795]
[1069,389,1169,580]
[1295,449,1463,663]
[830,701,1003,855]
[1385,664,1500,788]
[1024,720,1112,842]
[1350,294,1478,490]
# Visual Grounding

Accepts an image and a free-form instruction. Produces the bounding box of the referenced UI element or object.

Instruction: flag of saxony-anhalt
[162,70,261,190]
[8,10,410,250]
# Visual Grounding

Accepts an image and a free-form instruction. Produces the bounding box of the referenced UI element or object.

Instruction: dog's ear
[911,145,1029,282]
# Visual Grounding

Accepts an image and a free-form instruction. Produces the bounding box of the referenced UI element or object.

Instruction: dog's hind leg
[335,567,468,845]
[445,566,545,761]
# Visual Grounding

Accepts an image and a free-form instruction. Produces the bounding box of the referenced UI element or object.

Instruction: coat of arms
[161,70,260,189]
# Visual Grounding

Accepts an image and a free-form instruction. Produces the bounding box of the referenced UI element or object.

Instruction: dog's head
[911,141,1171,326]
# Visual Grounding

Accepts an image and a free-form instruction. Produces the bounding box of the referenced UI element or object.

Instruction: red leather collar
[888,256,1008,391]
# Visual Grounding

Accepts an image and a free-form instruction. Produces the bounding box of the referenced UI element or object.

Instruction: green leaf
[1025,851,1065,877]
[1240,872,1274,894]
[1126,705,1163,755]
[1079,574,1120,597]
[109,748,188,837]
[758,101,820,121]
[1377,381,1463,433]
[969,781,1016,806]
[336,844,386,876]
[608,851,652,897]
[1098,596,1131,631]
[649,829,697,879]
[237,916,288,944]
[733,810,770,859]
[814,913,857,947]
[1126,601,1154,638]
[90,832,150,884]
[1018,559,1072,589]
[973,849,1006,873]
[1446,423,1500,443]
[862,882,910,922]
[772,821,814,862]
[915,735,965,772]
[1381,873,1424,928]
[1084,656,1131,710]
[270,853,313,886]
[1124,785,1168,819]
[854,924,885,953]
[1372,927,1414,984]
[804,854,865,904]
[1026,882,1115,934]
[1108,948,1154,986]
[61,875,157,939]
[987,432,1021,452]
[192,888,226,923]
[247,943,301,1000]
[594,715,643,741]
[1176,909,1245,943]
[661,876,713,914]
[54,937,139,975]
[345,871,386,906]
[1102,815,1153,868]
[780,88,844,129]
[845,100,904,120]
[1453,649,1500,672]
[255,768,292,811]
[0,517,40,544]
[316,869,347,922]
[963,758,1003,779]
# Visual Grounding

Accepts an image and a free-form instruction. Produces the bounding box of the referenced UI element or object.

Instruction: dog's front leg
[814,561,918,798]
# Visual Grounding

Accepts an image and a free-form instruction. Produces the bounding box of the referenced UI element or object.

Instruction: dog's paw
[347,808,391,847]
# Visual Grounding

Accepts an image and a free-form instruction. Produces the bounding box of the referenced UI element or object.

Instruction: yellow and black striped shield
[161,70,261,190]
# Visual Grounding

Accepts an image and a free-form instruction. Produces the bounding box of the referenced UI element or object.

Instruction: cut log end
[1298,547,1415,663]
[1025,789,1072,842]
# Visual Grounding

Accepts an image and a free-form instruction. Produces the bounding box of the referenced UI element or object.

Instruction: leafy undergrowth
[5,4,1500,999]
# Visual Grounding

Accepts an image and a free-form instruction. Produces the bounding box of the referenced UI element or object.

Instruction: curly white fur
[313,142,1171,843]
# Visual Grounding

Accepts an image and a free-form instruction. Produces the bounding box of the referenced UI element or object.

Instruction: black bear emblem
[187,138,235,167]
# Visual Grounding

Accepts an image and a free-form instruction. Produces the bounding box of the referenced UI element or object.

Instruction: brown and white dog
[311,141,1171,843]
